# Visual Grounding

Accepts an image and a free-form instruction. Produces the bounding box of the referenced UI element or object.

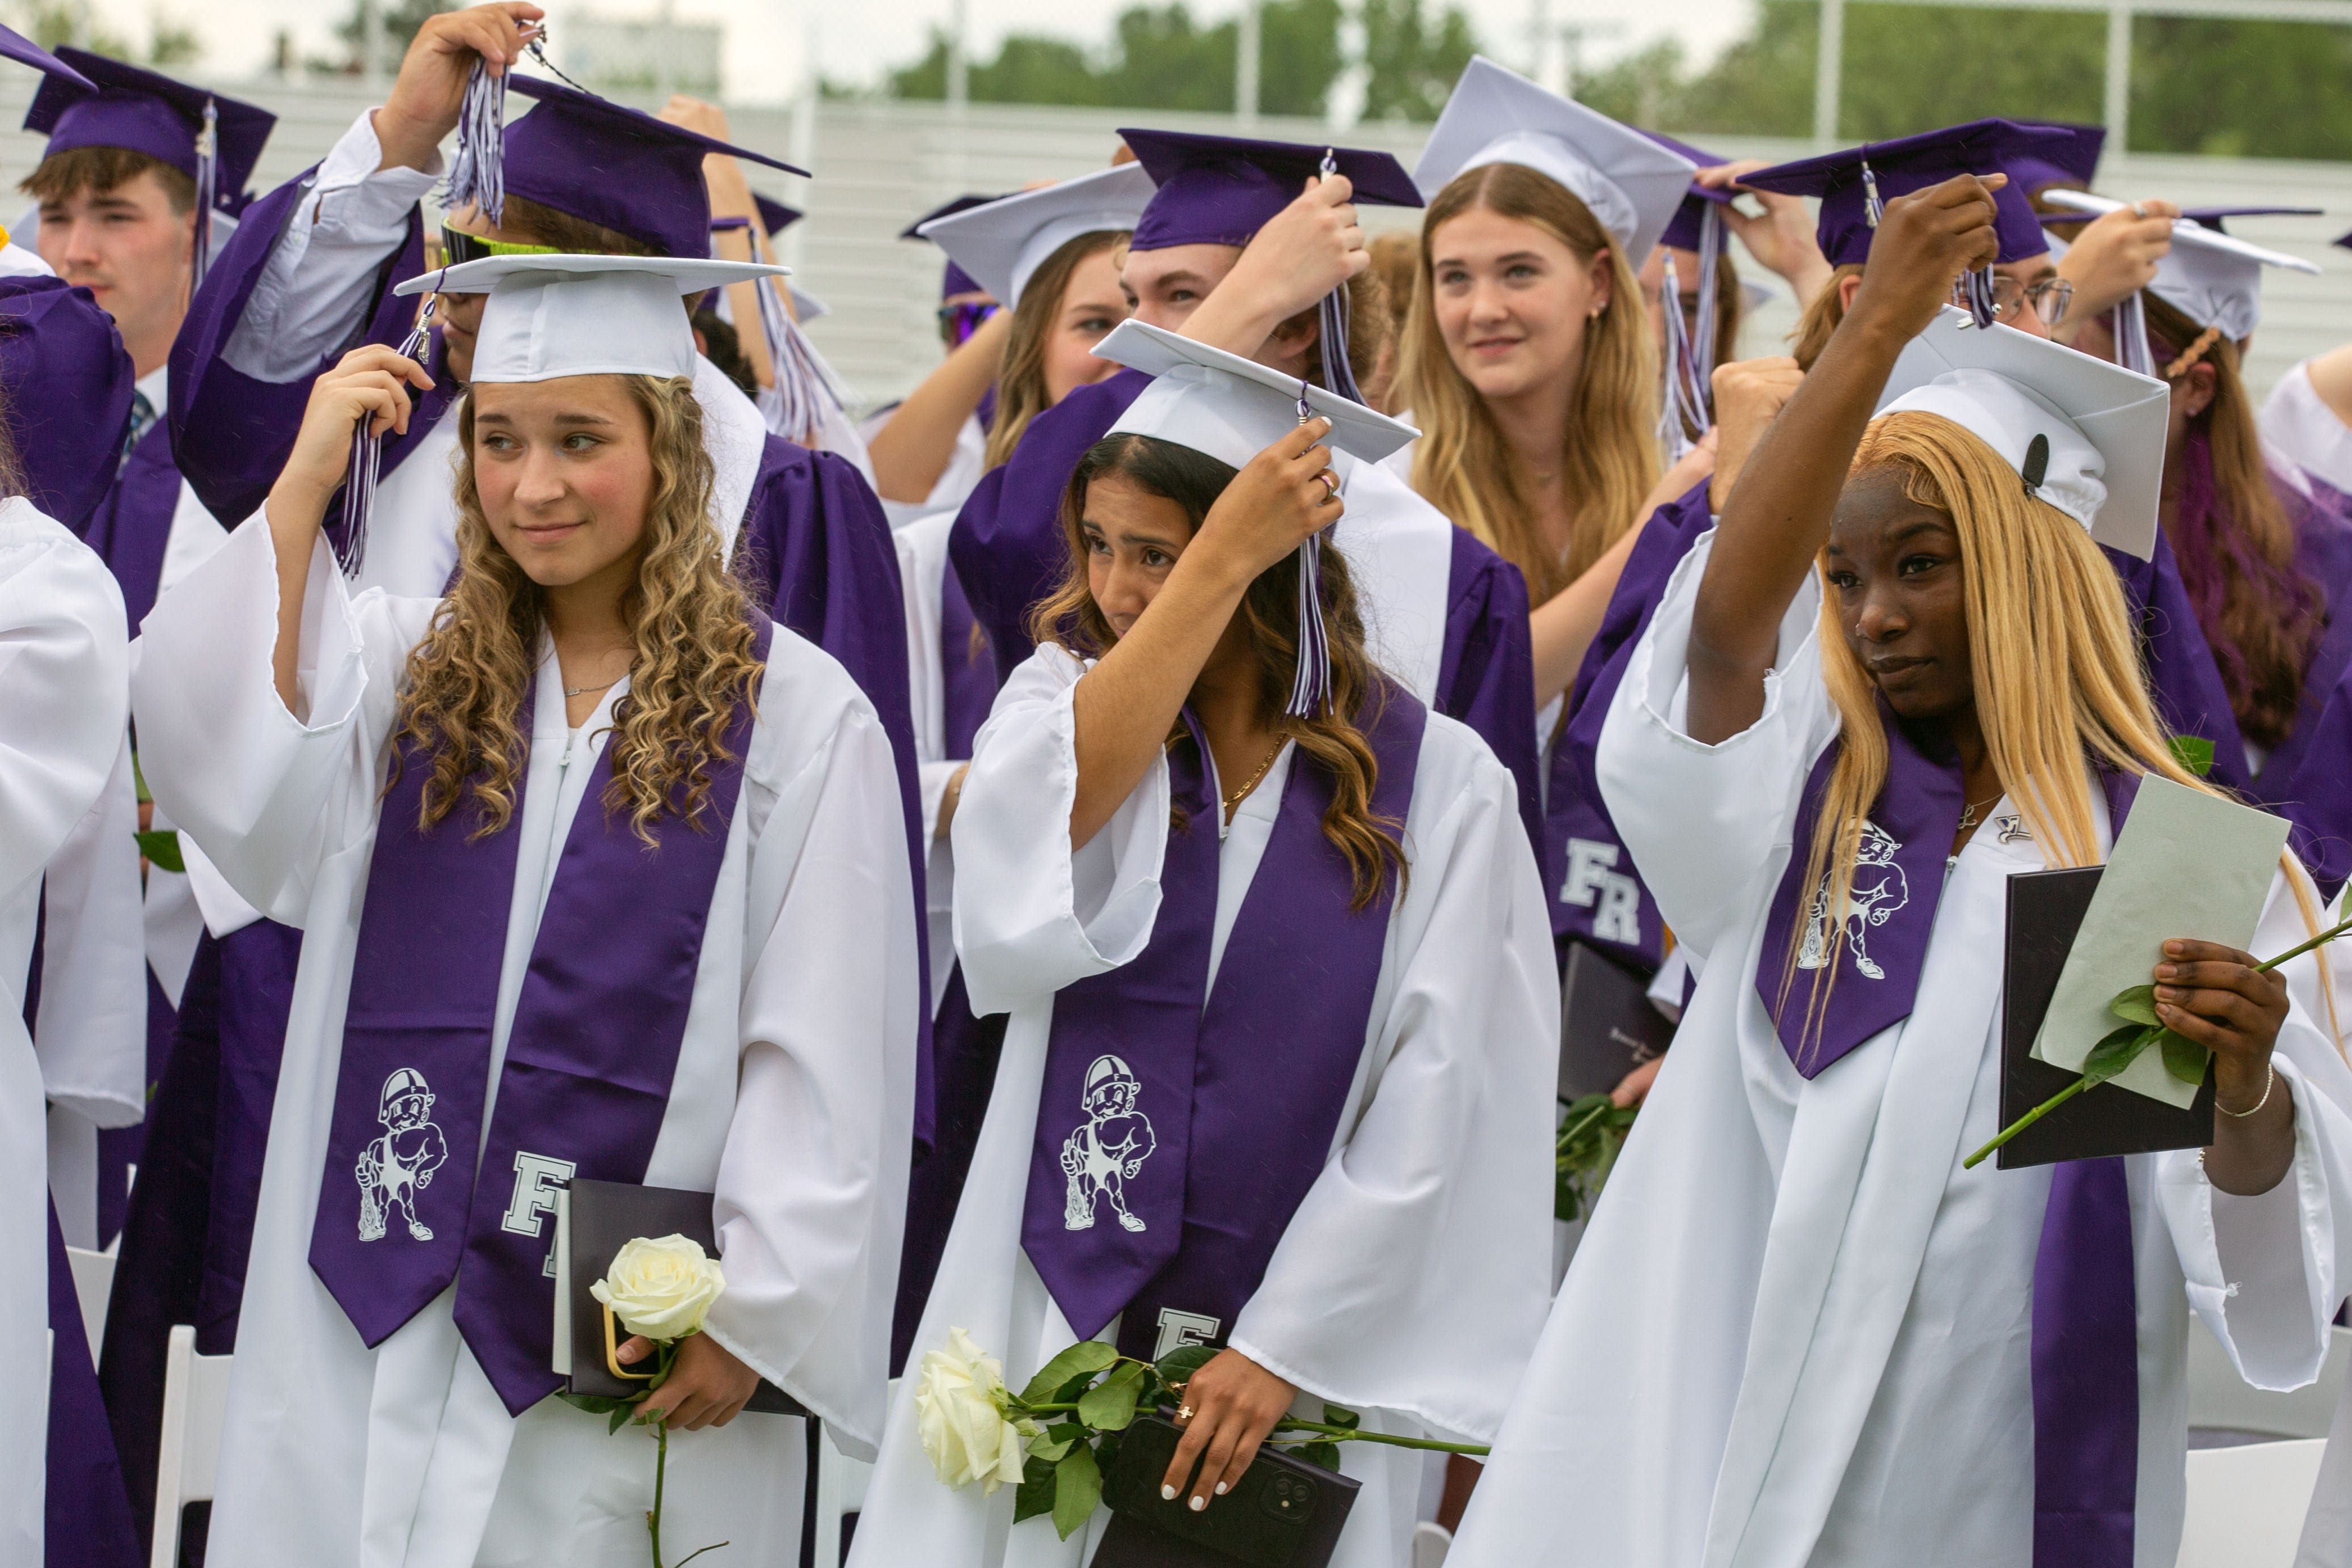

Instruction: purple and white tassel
[1287,384,1334,719]
[1959,265,2001,330]
[337,298,437,577]
[2113,291,2154,377]
[442,58,509,228]
[1313,149,1367,404]
[753,272,848,443]
[192,99,218,289]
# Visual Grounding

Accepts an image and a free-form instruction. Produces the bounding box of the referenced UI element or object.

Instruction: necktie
[120,390,155,472]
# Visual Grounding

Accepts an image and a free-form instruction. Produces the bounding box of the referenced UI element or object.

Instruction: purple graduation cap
[0,274,135,532]
[1645,129,1734,450]
[2008,121,2105,200]
[902,193,1007,300]
[1121,128,1421,251]
[0,23,91,91]
[501,73,808,261]
[754,192,802,240]
[1741,119,2072,268]
[25,49,275,286]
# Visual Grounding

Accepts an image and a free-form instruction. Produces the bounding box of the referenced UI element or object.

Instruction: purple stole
[1753,719,2144,1568]
[308,620,770,1414]
[939,558,995,759]
[1020,687,1425,1359]
[46,1198,142,1568]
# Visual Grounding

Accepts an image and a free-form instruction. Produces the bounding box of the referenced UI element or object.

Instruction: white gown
[2264,360,2352,498]
[0,498,130,1562]
[1447,527,2352,1568]
[850,641,1560,1568]
[130,518,919,1567]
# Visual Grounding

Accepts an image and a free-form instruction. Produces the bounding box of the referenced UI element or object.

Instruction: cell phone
[1090,1413,1360,1568]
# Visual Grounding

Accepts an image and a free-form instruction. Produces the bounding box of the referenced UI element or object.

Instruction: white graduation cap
[917,164,1155,310]
[2041,188,2319,340]
[1093,318,1418,469]
[1413,56,1696,265]
[1875,305,2169,559]
[393,253,789,384]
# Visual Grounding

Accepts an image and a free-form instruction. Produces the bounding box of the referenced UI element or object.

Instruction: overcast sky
[79,0,1758,104]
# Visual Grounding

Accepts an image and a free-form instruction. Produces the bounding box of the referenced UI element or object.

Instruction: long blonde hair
[389,375,766,846]
[1781,411,2217,1046]
[1033,433,1408,910]
[1396,161,1660,605]
[984,228,1130,470]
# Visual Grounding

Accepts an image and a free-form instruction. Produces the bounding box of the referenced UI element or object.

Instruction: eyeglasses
[938,301,1000,346]
[1954,274,2075,328]
[438,226,563,267]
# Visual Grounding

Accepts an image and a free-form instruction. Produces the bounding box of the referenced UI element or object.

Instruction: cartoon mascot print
[1062,1054,1156,1233]
[356,1067,450,1242]
[1796,819,1910,981]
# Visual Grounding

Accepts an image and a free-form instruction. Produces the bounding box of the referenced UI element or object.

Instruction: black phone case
[563,1178,805,1415]
[1997,866,2215,1168]
[1090,1414,1360,1568]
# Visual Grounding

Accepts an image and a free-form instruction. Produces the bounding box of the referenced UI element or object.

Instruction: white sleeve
[949,645,1171,1016]
[1226,739,1559,1443]
[2157,987,2352,1393]
[219,109,442,384]
[129,512,437,926]
[0,512,129,908]
[32,733,145,1127]
[706,681,919,1460]
[1594,527,1840,960]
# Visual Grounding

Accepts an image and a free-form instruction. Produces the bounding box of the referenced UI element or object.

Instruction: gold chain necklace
[1222,738,1287,812]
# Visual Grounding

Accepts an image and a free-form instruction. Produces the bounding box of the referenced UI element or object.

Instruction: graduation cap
[2009,121,2104,200]
[754,193,801,239]
[2041,188,2319,340]
[1876,305,2169,558]
[500,73,808,263]
[394,252,788,383]
[1415,57,1694,264]
[1741,120,2070,268]
[24,49,273,202]
[1121,128,1420,252]
[917,164,1153,308]
[1095,318,1417,715]
[1637,130,1735,453]
[0,25,91,91]
[901,193,1005,299]
[1641,129,1733,254]
[2178,204,2321,231]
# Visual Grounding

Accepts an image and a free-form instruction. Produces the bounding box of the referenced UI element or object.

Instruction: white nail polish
[1161,1485,1176,1501]
[1215,1482,1230,1495]
[1190,1495,1207,1512]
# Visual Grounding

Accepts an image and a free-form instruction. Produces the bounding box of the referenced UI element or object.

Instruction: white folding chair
[64,1244,115,1360]
[2188,1320,2352,1441]
[1411,1520,1454,1568]
[2177,1437,2327,1568]
[150,1324,233,1568]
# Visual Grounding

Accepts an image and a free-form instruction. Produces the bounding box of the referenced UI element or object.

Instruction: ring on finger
[1316,470,1341,502]
[1178,1404,1194,1422]
[2129,201,2147,219]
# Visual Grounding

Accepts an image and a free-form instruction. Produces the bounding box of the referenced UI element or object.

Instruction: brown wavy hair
[1396,160,1661,606]
[984,228,1130,470]
[2141,289,2323,751]
[1030,433,1408,910]
[387,374,766,845]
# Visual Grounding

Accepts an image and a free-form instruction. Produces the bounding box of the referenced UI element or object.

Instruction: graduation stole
[308,618,770,1415]
[1755,707,2146,1567]
[1020,684,1425,1362]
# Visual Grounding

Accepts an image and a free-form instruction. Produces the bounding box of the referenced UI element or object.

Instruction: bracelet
[2218,1062,2276,1119]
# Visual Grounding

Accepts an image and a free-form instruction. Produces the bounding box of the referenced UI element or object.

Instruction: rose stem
[1963,1075,2092,1170]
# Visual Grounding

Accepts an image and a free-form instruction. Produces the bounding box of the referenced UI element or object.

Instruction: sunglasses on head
[439,226,564,267]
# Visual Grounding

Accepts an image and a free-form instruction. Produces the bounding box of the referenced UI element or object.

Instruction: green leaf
[2082,1022,2160,1088]
[1152,1343,1219,1395]
[2160,1029,2211,1086]
[1012,1453,1058,1525]
[2108,984,2161,1027]
[2170,734,2217,777]
[1295,1441,1343,1472]
[135,829,184,874]
[609,1405,634,1435]
[1320,1404,1360,1432]
[1019,1339,1117,1405]
[1052,1443,1102,1540]
[1078,1361,1148,1432]
[555,1392,629,1416]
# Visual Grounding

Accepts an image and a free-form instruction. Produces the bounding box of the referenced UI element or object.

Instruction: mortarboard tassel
[1859,150,1884,230]
[443,58,509,229]
[750,263,850,445]
[2113,290,2154,377]
[1313,150,1367,404]
[192,99,217,289]
[1286,384,1333,720]
[1959,265,2000,331]
[337,297,437,577]
[1657,202,1726,462]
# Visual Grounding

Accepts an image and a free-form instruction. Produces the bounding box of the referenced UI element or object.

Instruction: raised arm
[370,3,543,175]
[1069,420,1337,847]
[262,345,435,713]
[1684,175,2005,745]
[868,311,1009,503]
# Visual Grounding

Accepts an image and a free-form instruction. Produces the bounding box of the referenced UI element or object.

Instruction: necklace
[1222,738,1287,812]
[563,678,621,699]
[1954,794,2002,834]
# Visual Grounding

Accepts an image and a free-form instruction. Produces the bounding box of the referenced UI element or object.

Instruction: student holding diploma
[1446,175,2352,1568]
[130,253,917,1566]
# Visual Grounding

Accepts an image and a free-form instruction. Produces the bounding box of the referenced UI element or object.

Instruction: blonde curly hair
[387,374,766,845]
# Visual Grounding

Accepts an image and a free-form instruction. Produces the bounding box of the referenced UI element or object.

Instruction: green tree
[1363,0,1480,122]
[2131,16,2352,158]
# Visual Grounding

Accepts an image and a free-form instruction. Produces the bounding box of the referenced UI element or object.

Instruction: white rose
[589,1233,726,1343]
[915,1328,1029,1494]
